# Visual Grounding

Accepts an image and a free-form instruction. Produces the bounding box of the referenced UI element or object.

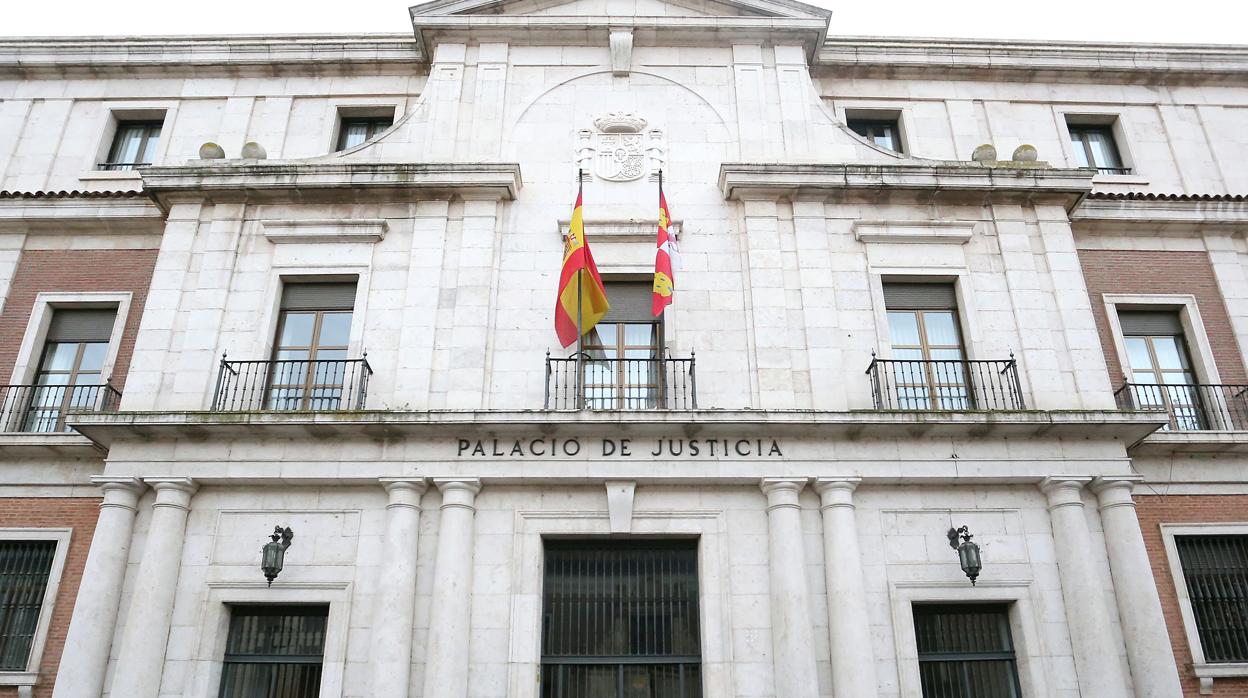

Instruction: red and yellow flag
[651,175,676,316]
[555,181,610,348]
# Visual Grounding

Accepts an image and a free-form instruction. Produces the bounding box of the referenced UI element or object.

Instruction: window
[335,116,393,151]
[0,540,57,672]
[541,540,701,698]
[100,121,162,171]
[20,308,116,432]
[848,118,904,153]
[883,283,968,409]
[1174,535,1248,663]
[218,605,327,698]
[1118,310,1204,429]
[268,282,357,411]
[913,604,1022,698]
[582,281,664,410]
[1068,123,1129,175]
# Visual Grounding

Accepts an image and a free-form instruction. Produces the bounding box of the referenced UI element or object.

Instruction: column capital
[144,477,198,511]
[814,477,860,510]
[434,478,481,511]
[90,476,145,511]
[1091,475,1144,511]
[761,478,807,510]
[1039,476,1092,510]
[380,478,428,510]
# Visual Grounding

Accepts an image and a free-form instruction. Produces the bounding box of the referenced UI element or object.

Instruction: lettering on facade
[455,437,784,458]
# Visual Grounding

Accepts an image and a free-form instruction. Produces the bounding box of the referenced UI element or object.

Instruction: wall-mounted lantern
[261,526,293,587]
[947,525,982,585]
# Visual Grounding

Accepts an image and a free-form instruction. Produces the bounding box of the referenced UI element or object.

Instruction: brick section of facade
[1136,494,1248,697]
[0,498,100,698]
[0,248,158,389]
[1078,249,1248,386]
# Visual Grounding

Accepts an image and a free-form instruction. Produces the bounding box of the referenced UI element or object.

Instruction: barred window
[541,540,701,698]
[218,605,328,698]
[913,603,1022,698]
[0,540,57,671]
[1175,535,1248,663]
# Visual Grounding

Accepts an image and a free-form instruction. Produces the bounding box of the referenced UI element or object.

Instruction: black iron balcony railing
[1115,382,1248,431]
[1093,166,1133,176]
[96,162,150,172]
[545,352,696,410]
[212,357,372,412]
[0,383,121,433]
[867,356,1026,411]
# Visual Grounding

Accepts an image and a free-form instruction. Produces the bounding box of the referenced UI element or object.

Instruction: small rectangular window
[848,118,903,153]
[541,540,701,698]
[913,603,1022,698]
[1067,123,1129,175]
[101,120,163,171]
[336,116,393,151]
[218,605,328,698]
[0,540,58,671]
[1175,535,1248,663]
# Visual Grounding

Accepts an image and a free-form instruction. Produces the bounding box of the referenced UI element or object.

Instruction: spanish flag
[651,172,676,316]
[555,177,610,348]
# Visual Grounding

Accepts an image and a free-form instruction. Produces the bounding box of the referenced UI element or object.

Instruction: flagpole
[575,169,585,410]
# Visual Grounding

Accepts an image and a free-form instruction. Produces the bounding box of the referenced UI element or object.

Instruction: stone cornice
[718,162,1095,207]
[139,161,522,208]
[1071,197,1248,226]
[0,34,419,78]
[0,194,166,234]
[817,37,1248,83]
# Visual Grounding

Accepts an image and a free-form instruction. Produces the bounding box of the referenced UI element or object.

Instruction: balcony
[212,357,372,412]
[1115,383,1248,432]
[0,383,121,433]
[544,353,697,410]
[867,357,1026,411]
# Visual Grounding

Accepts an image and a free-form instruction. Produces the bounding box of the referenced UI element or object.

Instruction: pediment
[409,0,829,19]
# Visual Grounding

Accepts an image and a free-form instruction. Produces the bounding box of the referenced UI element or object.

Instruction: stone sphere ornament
[240,141,267,159]
[971,143,997,162]
[198,142,225,159]
[1012,144,1039,162]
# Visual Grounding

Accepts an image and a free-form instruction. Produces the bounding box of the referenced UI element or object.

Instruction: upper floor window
[848,117,904,154]
[21,308,117,432]
[269,281,357,411]
[219,605,328,698]
[1117,309,1205,429]
[1173,535,1248,663]
[541,540,702,698]
[883,282,968,409]
[1067,122,1129,175]
[0,540,58,671]
[336,116,393,151]
[914,603,1022,698]
[100,120,162,171]
[583,281,663,410]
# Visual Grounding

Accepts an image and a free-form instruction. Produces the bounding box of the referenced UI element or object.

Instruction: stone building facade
[0,1,1245,697]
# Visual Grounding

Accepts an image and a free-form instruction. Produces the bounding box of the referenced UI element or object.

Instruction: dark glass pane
[0,541,57,671]
[1176,536,1248,663]
[219,606,327,698]
[914,604,1021,698]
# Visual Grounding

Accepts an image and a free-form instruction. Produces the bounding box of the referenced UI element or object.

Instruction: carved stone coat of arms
[576,113,665,182]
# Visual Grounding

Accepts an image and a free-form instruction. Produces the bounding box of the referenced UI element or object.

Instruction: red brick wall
[0,498,100,698]
[1078,249,1247,385]
[0,248,158,389]
[1136,494,1248,696]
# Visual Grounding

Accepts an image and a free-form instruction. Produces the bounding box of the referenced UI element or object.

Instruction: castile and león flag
[651,171,677,317]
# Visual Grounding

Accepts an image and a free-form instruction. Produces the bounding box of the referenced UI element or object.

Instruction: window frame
[1102,294,1222,386]
[912,602,1023,698]
[334,117,395,152]
[839,106,909,155]
[80,104,175,180]
[1058,112,1138,178]
[101,120,164,171]
[10,293,131,391]
[327,104,398,154]
[218,604,329,698]
[847,118,905,154]
[0,529,72,690]
[1161,523,1248,691]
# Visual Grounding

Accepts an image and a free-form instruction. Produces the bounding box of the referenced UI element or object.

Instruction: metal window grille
[218,605,328,698]
[0,540,57,671]
[541,540,702,698]
[913,604,1022,698]
[1175,535,1248,663]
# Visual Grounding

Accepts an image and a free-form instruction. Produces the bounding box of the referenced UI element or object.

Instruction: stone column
[422,479,482,698]
[815,478,878,697]
[760,478,820,698]
[1092,476,1184,697]
[370,479,428,698]
[108,477,198,698]
[1040,477,1130,698]
[52,477,145,698]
